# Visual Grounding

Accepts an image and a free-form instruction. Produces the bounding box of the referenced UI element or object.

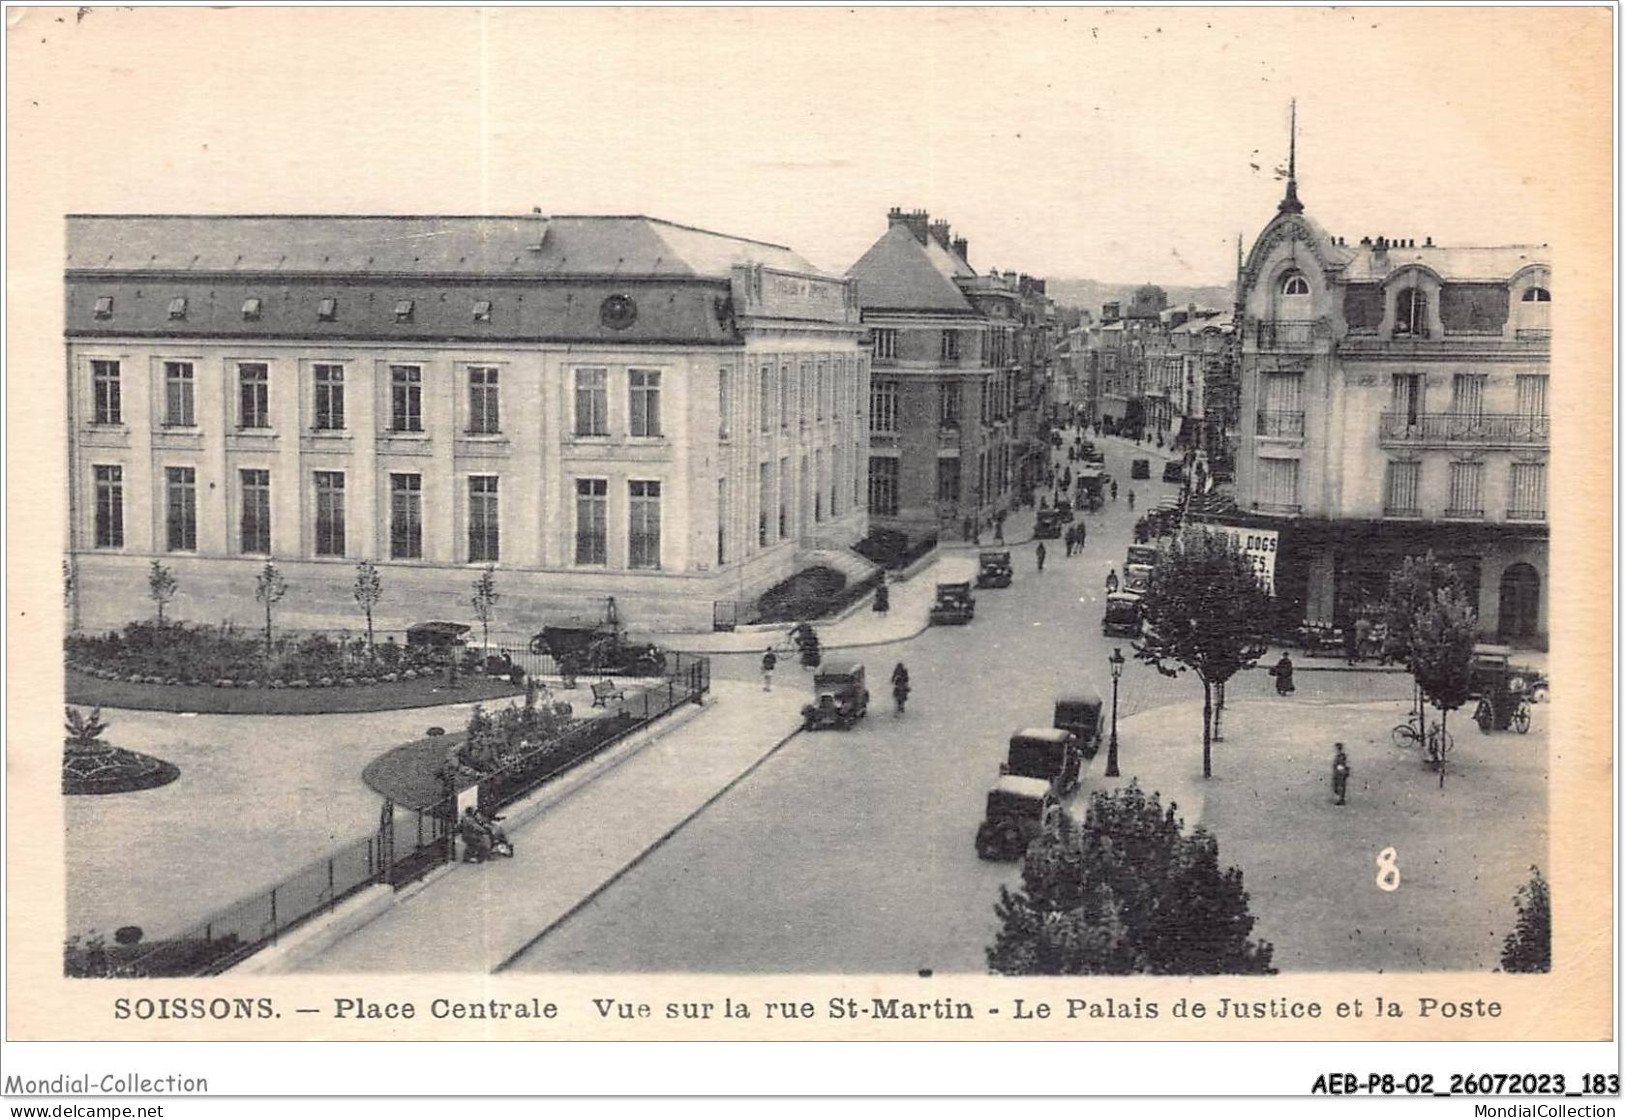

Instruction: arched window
[1281,274,1310,296]
[1521,287,1551,302]
[1395,288,1428,337]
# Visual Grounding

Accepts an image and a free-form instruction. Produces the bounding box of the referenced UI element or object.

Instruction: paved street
[508,433,1426,974]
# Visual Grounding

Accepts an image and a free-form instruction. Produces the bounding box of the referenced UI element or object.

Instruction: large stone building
[847,209,1047,543]
[1228,156,1550,646]
[65,214,868,635]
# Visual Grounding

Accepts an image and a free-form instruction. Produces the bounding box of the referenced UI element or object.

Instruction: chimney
[1425,236,1433,247]
[952,236,969,263]
[887,207,931,245]
[928,219,953,250]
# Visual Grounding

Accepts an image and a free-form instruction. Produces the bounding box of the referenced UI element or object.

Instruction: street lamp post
[1105,646,1125,778]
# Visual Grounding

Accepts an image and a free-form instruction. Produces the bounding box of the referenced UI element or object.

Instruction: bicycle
[1391,718,1453,758]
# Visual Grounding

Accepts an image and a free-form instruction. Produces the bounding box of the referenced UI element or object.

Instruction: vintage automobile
[1034,509,1065,539]
[1161,460,1186,484]
[975,775,1061,862]
[1055,498,1075,522]
[976,550,1014,589]
[406,620,472,654]
[1000,727,1082,797]
[1125,544,1160,570]
[528,598,665,677]
[1077,466,1107,511]
[1130,458,1151,480]
[929,558,978,625]
[801,661,870,731]
[1123,562,1155,595]
[1053,690,1105,758]
[1102,591,1143,638]
[1469,644,1534,734]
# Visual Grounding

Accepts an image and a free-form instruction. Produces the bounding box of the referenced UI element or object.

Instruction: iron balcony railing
[1382,505,1422,519]
[1255,410,1306,438]
[1253,500,1302,516]
[1507,508,1547,522]
[1378,412,1549,446]
[1256,320,1319,349]
[1443,507,1485,520]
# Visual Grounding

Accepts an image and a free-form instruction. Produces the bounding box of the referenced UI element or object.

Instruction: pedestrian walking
[761,647,777,691]
[1105,568,1119,594]
[1331,743,1351,806]
[1110,479,1118,502]
[995,511,1006,543]
[1077,520,1087,550]
[1127,488,1136,510]
[1269,652,1296,696]
[1035,542,1047,572]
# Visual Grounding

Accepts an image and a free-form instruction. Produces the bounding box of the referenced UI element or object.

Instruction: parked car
[801,661,870,731]
[529,617,665,677]
[1001,727,1082,797]
[1055,498,1075,522]
[1053,691,1104,758]
[1125,544,1159,569]
[1034,509,1065,539]
[405,621,471,655]
[1123,562,1154,595]
[1130,458,1151,480]
[975,775,1061,861]
[976,550,1014,589]
[1102,592,1143,638]
[929,558,978,625]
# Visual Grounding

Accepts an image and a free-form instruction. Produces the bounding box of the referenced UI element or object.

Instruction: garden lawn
[1094,695,1549,972]
[63,682,598,943]
[66,667,521,715]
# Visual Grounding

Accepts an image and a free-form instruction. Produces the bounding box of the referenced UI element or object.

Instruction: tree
[1382,551,1469,730]
[1407,586,1477,787]
[147,560,178,624]
[64,706,109,753]
[1500,866,1551,973]
[1128,283,1168,319]
[353,560,383,657]
[254,562,289,654]
[1134,527,1273,778]
[471,565,499,656]
[989,782,1274,975]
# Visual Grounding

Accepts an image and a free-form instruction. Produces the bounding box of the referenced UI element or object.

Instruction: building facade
[1231,173,1550,646]
[848,209,1041,544]
[65,214,868,635]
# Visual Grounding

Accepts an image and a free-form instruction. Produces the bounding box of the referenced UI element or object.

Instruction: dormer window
[1395,288,1428,337]
[93,296,114,320]
[1281,274,1310,296]
[1521,287,1551,302]
[241,297,262,321]
[394,300,415,323]
[167,297,187,321]
[472,300,492,323]
[317,298,338,322]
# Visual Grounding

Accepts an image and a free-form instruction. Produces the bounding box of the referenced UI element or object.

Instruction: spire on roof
[1278,99,1303,214]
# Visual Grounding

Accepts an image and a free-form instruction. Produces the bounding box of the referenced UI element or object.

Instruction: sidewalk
[289,679,806,974]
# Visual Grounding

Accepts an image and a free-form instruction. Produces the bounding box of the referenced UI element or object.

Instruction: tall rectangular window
[779,363,791,429]
[814,450,824,521]
[718,366,732,439]
[390,473,423,559]
[165,466,197,551]
[1450,373,1486,419]
[575,479,608,564]
[799,362,811,429]
[717,478,729,565]
[314,471,346,557]
[1515,374,1549,417]
[239,469,271,554]
[778,457,790,538]
[390,365,423,432]
[872,328,898,360]
[1508,462,1546,520]
[574,368,608,436]
[629,369,662,437]
[468,366,500,434]
[1383,460,1421,516]
[629,480,661,569]
[869,456,899,516]
[941,330,960,362]
[93,464,123,548]
[1389,373,1423,426]
[816,361,827,420]
[1447,461,1485,518]
[870,381,898,433]
[940,382,961,426]
[937,457,962,503]
[759,364,773,433]
[91,360,121,424]
[314,364,345,430]
[758,462,772,547]
[164,362,195,427]
[238,363,270,429]
[468,475,499,562]
[1256,457,1300,510]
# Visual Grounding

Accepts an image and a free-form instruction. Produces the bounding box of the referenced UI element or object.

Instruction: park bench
[590,679,626,708]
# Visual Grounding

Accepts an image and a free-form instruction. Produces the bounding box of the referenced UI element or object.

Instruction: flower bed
[65,666,522,715]
[63,745,181,795]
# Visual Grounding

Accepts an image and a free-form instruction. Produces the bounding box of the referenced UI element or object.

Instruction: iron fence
[95,652,710,978]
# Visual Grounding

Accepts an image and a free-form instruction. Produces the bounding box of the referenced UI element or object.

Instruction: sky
[7,6,1608,286]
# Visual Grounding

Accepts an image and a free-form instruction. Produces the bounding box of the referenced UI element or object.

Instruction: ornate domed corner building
[1223,113,1550,648]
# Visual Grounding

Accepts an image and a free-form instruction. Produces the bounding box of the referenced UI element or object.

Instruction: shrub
[1500,866,1551,973]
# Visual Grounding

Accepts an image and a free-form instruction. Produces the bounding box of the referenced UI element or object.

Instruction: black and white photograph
[4,2,1615,1103]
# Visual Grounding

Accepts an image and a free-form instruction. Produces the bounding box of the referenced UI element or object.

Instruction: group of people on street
[1063,521,1087,557]
[459,805,513,863]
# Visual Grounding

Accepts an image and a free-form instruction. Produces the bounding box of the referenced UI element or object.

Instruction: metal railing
[1443,507,1485,520]
[1506,508,1547,522]
[1515,329,1552,343]
[1382,505,1422,519]
[1377,412,1549,446]
[98,653,709,978]
[1256,320,1318,348]
[1253,500,1302,516]
[1255,410,1306,438]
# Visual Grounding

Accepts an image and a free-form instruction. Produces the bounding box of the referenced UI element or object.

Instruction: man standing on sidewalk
[761,647,777,692]
[1036,542,1047,572]
[1331,743,1351,806]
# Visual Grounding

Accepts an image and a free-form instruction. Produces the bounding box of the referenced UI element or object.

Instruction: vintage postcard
[3,3,1615,1093]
